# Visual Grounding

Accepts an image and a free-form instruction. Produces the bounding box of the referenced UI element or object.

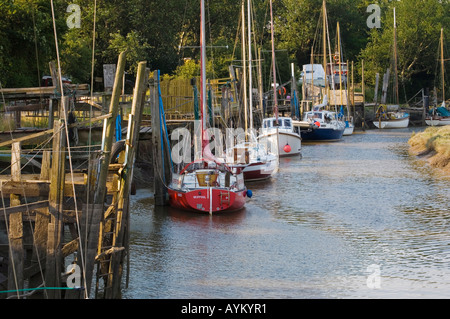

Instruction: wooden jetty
[0,52,150,299]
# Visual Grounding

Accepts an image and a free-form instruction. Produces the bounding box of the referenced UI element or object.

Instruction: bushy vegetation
[0,0,449,100]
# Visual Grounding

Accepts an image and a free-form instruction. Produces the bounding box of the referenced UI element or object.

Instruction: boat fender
[246,189,253,198]
[283,144,291,153]
[314,121,321,127]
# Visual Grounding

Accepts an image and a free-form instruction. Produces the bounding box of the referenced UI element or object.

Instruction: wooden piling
[77,51,127,298]
[102,61,148,298]
[7,142,24,298]
[151,71,168,206]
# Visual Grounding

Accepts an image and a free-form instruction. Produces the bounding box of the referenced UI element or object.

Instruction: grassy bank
[408,126,450,173]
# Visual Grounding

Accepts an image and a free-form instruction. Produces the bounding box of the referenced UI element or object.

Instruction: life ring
[278,87,286,96]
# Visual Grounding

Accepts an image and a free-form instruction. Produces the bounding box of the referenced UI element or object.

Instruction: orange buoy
[283,144,291,153]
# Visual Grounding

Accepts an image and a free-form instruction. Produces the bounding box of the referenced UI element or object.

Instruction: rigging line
[85,0,97,289]
[50,0,88,299]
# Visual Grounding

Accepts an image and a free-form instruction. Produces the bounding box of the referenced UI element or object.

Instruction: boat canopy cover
[432,106,450,117]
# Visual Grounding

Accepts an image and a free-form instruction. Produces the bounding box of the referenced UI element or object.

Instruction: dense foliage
[0,0,449,101]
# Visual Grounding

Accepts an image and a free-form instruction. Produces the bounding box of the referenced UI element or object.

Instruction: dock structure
[0,53,149,299]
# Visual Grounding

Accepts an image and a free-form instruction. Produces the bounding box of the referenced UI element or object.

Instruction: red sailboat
[167,0,249,214]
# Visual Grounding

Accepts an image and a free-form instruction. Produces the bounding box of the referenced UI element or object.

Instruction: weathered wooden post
[104,61,148,298]
[44,102,68,299]
[67,51,127,299]
[7,142,24,298]
[28,150,51,298]
[151,71,168,206]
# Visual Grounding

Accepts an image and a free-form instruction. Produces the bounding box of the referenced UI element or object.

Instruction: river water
[122,127,450,299]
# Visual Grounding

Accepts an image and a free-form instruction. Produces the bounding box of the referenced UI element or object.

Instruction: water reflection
[123,128,450,299]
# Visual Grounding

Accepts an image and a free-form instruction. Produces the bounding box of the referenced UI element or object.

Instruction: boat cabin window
[284,119,291,127]
[314,112,323,119]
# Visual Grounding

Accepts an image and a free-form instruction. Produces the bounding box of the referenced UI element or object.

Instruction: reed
[408,126,450,172]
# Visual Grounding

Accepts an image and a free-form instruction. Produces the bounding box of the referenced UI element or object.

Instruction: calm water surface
[123,128,450,299]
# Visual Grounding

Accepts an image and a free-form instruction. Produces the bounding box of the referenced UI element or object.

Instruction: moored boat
[373,104,409,129]
[425,104,450,126]
[301,96,345,141]
[167,0,249,214]
[258,117,302,156]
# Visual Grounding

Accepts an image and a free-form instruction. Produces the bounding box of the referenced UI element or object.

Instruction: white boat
[258,0,302,158]
[259,117,302,156]
[342,116,354,135]
[425,105,450,126]
[373,104,409,128]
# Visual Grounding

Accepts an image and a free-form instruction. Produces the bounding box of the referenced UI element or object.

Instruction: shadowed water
[123,128,450,299]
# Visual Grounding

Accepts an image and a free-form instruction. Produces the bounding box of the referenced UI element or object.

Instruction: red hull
[168,187,247,213]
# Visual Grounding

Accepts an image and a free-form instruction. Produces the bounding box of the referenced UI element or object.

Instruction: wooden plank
[1,200,49,217]
[0,113,111,148]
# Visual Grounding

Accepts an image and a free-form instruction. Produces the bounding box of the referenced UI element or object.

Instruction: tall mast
[323,0,327,93]
[247,0,253,130]
[200,0,207,152]
[393,7,399,105]
[337,22,343,106]
[269,0,278,124]
[441,28,445,104]
[241,1,248,134]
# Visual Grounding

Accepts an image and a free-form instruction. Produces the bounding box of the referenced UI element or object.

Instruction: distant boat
[258,0,302,158]
[426,29,450,127]
[426,103,450,126]
[259,117,302,156]
[301,95,345,141]
[228,139,278,181]
[373,104,410,129]
[373,8,409,129]
[343,117,354,135]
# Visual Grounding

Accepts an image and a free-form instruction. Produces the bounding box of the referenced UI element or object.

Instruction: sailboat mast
[393,7,399,105]
[441,28,445,103]
[241,1,248,134]
[323,0,327,93]
[338,22,343,106]
[248,0,253,130]
[269,0,278,123]
[200,0,206,145]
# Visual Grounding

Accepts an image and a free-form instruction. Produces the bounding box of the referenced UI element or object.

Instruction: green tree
[359,0,450,100]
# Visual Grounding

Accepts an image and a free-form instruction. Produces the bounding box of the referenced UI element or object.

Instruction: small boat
[373,104,409,129]
[258,117,302,156]
[230,141,278,181]
[343,117,354,135]
[425,103,450,126]
[426,30,449,127]
[257,0,302,158]
[301,96,345,141]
